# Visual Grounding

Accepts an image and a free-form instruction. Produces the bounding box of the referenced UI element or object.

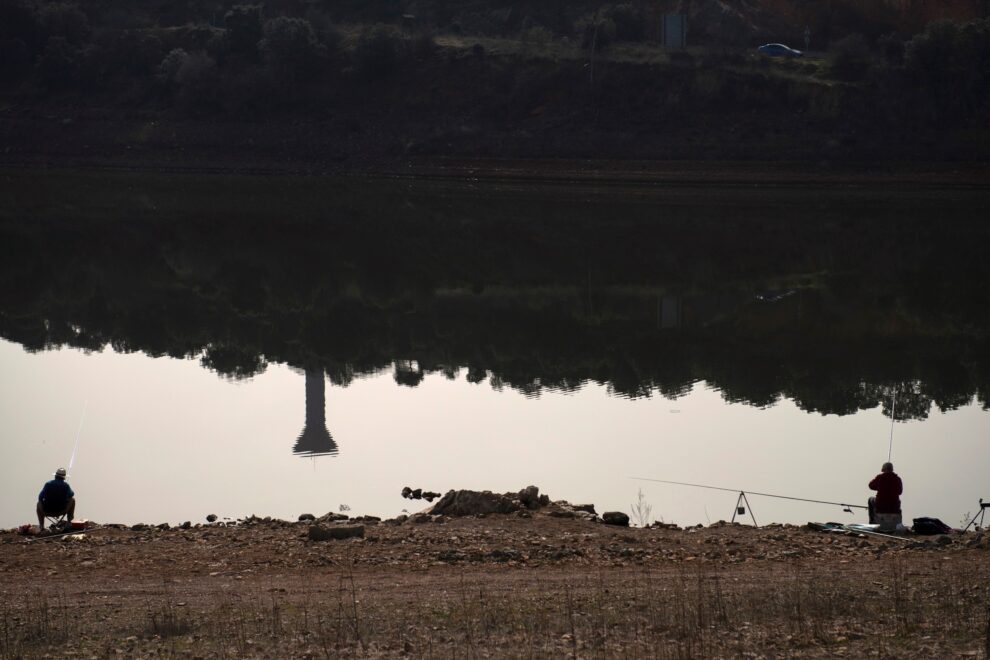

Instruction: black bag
[912,517,953,535]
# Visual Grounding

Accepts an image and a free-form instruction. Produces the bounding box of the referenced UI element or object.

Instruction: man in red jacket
[868,462,902,524]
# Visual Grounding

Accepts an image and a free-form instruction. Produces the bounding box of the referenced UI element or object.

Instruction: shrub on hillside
[205,29,229,64]
[220,65,277,116]
[115,30,163,75]
[521,26,553,51]
[903,18,990,124]
[158,48,219,111]
[177,51,218,109]
[0,0,43,52]
[175,51,217,87]
[608,4,646,42]
[878,33,905,65]
[39,36,82,87]
[224,4,262,56]
[481,7,515,36]
[575,12,616,51]
[157,47,188,86]
[0,37,32,81]
[259,17,327,80]
[828,33,872,80]
[353,24,402,81]
[304,8,342,54]
[410,31,437,60]
[40,3,89,47]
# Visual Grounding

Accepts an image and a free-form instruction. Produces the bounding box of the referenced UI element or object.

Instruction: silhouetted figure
[37,467,75,529]
[868,462,902,525]
[293,370,338,457]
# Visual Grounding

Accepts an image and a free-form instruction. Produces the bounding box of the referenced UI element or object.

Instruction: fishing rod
[67,400,87,474]
[630,477,867,511]
[887,390,896,463]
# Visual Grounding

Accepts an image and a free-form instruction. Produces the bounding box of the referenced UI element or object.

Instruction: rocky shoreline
[2,486,988,657]
[11,485,987,552]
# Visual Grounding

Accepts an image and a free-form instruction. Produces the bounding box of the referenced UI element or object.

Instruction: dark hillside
[1,0,989,168]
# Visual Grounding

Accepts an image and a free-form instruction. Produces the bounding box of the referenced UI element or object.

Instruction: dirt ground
[2,508,988,658]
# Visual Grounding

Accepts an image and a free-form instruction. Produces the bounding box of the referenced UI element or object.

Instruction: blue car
[758,43,803,57]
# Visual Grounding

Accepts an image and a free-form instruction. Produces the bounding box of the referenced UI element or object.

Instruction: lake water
[1,171,988,528]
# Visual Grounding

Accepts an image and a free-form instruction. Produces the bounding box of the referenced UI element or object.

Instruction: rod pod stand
[731,491,758,528]
[963,498,989,532]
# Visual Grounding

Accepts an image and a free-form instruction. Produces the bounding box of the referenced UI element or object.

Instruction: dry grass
[3,559,987,657]
[0,591,77,654]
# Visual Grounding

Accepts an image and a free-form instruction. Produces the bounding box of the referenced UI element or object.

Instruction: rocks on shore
[602,512,631,527]
[317,512,350,523]
[308,524,365,541]
[547,502,597,521]
[651,521,680,530]
[430,489,522,516]
[402,487,442,502]
[518,486,541,509]
[426,486,598,522]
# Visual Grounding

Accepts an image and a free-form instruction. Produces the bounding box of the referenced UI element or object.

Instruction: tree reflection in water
[1,172,988,424]
[293,369,337,458]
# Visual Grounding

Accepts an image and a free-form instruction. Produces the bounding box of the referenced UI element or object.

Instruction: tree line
[1,0,989,138]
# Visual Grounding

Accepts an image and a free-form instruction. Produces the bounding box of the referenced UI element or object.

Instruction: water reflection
[0,172,988,426]
[659,295,681,330]
[293,369,337,458]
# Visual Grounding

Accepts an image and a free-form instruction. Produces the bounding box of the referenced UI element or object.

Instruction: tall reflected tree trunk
[293,369,338,457]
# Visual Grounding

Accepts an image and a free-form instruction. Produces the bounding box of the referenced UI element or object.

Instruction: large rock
[548,509,575,519]
[602,511,630,527]
[403,486,440,501]
[318,512,350,523]
[968,533,988,549]
[518,485,541,509]
[308,524,365,541]
[430,489,521,516]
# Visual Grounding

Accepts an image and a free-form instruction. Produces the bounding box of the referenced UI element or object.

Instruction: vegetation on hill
[1,0,989,163]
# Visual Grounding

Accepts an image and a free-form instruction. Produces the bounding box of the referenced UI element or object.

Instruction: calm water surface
[1,172,988,528]
[2,340,986,528]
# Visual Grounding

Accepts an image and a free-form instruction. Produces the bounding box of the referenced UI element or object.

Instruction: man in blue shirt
[37,468,76,529]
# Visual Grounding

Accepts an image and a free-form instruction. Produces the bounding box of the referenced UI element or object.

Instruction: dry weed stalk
[4,562,989,657]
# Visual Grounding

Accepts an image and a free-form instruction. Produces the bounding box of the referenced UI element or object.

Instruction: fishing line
[630,477,867,509]
[67,400,88,472]
[887,390,896,463]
